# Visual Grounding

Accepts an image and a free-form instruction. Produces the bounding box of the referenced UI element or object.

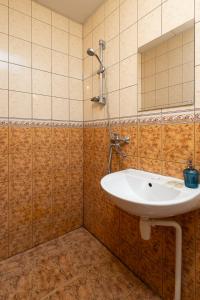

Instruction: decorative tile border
[0,118,83,128]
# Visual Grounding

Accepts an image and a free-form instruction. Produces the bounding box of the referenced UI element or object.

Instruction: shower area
[0,0,200,299]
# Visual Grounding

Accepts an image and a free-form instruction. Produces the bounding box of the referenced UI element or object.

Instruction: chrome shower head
[87,48,105,73]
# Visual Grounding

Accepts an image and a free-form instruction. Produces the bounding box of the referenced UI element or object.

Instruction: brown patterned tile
[53,150,69,170]
[9,224,32,256]
[33,150,52,174]
[0,181,8,238]
[120,155,138,170]
[52,127,70,152]
[162,123,194,163]
[121,124,138,156]
[33,194,52,221]
[138,157,162,174]
[0,126,8,154]
[33,216,53,246]
[0,235,8,261]
[162,161,185,179]
[138,124,162,159]
[33,127,52,151]
[0,154,8,182]
[9,151,32,179]
[119,210,139,247]
[9,126,32,153]
[33,174,52,199]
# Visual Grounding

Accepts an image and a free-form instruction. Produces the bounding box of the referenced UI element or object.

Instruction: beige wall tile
[69,78,83,100]
[69,20,82,38]
[120,54,137,89]
[0,61,8,89]
[195,22,200,66]
[169,84,182,104]
[52,74,68,98]
[70,100,83,121]
[92,102,105,119]
[84,77,93,100]
[183,81,194,102]
[9,9,31,41]
[69,56,82,79]
[83,16,93,37]
[0,5,8,34]
[93,4,105,29]
[32,1,51,24]
[83,32,92,58]
[9,64,31,93]
[0,0,8,5]
[0,33,8,62]
[52,97,69,121]
[52,11,69,31]
[120,23,137,60]
[155,87,168,106]
[120,85,137,117]
[32,18,51,48]
[9,91,31,118]
[183,62,194,83]
[0,89,8,118]
[105,0,119,17]
[32,94,51,120]
[138,0,161,19]
[9,37,31,67]
[105,36,119,67]
[52,51,68,76]
[156,54,168,73]
[32,69,51,96]
[162,0,194,34]
[92,23,104,51]
[52,27,68,54]
[169,66,182,86]
[107,90,120,118]
[32,44,51,72]
[9,0,31,16]
[120,0,137,32]
[196,0,200,22]
[195,65,200,107]
[83,57,92,79]
[183,41,194,64]
[107,63,120,92]
[84,100,93,121]
[105,8,119,42]
[156,70,168,89]
[69,35,82,59]
[138,7,161,48]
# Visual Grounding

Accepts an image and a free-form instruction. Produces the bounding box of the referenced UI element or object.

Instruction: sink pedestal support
[140,218,182,300]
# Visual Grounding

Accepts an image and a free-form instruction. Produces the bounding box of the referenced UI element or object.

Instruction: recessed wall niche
[140,27,194,111]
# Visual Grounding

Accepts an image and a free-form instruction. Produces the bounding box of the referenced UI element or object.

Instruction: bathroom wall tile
[32,44,51,72]
[138,157,162,173]
[83,32,92,59]
[105,0,119,17]
[162,161,185,179]
[93,4,105,29]
[120,155,138,170]
[69,78,83,100]
[32,1,51,24]
[9,126,32,153]
[195,123,200,164]
[9,0,31,16]
[120,23,137,60]
[52,98,69,121]
[83,16,93,37]
[9,150,32,180]
[9,64,31,93]
[32,69,51,96]
[0,89,8,118]
[93,23,105,51]
[52,27,68,54]
[105,36,119,68]
[32,94,52,120]
[162,123,194,163]
[9,91,32,119]
[33,127,52,152]
[33,194,51,221]
[0,126,8,154]
[138,7,161,48]
[120,85,137,117]
[69,57,82,80]
[162,0,194,35]
[52,74,68,99]
[121,124,138,156]
[106,90,120,118]
[52,11,69,32]
[195,22,200,66]
[0,33,8,62]
[32,19,51,48]
[0,61,8,89]
[69,20,82,38]
[120,0,137,32]
[70,100,83,122]
[120,54,137,89]
[0,0,8,6]
[84,100,93,121]
[0,154,8,182]
[9,224,32,256]
[0,5,8,34]
[84,77,93,100]
[107,63,119,93]
[69,35,82,59]
[105,8,119,42]
[33,216,53,246]
[83,57,92,80]
[9,9,31,41]
[138,0,161,19]
[52,51,68,76]
[138,124,162,159]
[9,37,31,67]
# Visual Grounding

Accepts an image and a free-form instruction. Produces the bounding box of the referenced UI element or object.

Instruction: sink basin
[101,169,200,218]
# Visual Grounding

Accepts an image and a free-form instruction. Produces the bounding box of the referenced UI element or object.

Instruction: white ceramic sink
[101,169,200,218]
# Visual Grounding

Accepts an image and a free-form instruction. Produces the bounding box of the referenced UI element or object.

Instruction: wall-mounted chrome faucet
[108,133,130,174]
[87,40,106,105]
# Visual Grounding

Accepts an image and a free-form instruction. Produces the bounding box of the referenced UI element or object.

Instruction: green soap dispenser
[183,160,199,189]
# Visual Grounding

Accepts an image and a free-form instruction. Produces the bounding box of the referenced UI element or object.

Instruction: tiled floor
[0,228,161,299]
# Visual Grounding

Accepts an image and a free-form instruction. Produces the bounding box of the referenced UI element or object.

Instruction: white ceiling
[35,0,104,24]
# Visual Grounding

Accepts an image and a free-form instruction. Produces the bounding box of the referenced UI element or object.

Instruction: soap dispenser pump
[183,159,199,188]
